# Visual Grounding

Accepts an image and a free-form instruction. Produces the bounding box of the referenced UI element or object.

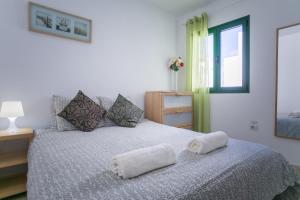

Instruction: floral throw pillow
[58,90,106,132]
[107,94,144,127]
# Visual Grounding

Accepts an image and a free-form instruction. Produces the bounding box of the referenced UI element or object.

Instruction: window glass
[220,25,243,87]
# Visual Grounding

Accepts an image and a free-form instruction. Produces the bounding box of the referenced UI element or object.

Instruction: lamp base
[6,117,19,133]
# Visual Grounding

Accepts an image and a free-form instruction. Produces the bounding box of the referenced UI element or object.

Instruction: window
[208,16,250,93]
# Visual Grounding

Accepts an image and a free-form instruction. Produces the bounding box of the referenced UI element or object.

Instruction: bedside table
[145,91,194,129]
[0,128,33,199]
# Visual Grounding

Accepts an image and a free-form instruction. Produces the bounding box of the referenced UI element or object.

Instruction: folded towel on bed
[111,143,176,179]
[187,131,229,154]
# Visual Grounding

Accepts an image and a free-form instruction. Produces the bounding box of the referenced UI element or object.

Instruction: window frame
[208,15,250,93]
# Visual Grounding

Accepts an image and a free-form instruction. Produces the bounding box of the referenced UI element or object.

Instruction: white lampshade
[0,101,24,118]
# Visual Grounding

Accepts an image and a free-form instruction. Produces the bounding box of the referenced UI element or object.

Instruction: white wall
[278,29,300,114]
[176,0,300,165]
[0,0,176,129]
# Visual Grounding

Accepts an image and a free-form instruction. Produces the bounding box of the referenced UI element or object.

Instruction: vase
[170,71,178,91]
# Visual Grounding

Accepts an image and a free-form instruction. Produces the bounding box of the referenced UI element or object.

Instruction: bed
[27,120,299,200]
[277,113,300,139]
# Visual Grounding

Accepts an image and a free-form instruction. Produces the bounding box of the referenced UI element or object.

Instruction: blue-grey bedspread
[27,120,299,200]
[277,116,300,139]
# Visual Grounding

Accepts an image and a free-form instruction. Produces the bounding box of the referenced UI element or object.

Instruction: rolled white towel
[187,131,229,154]
[112,143,176,179]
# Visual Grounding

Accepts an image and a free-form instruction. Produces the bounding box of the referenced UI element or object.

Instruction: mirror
[275,23,300,140]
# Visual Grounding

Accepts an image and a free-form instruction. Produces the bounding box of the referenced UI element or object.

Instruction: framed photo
[29,2,92,43]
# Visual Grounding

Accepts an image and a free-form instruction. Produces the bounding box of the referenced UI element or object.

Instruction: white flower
[168,57,177,67]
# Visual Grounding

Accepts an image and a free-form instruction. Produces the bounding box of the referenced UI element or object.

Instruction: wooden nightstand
[145,91,194,129]
[0,128,33,199]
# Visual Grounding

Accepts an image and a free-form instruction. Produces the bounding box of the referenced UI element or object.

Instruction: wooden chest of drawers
[145,91,193,129]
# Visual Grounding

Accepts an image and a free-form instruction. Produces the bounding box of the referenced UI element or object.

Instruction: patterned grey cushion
[107,94,144,127]
[97,96,116,127]
[53,95,104,131]
[58,91,106,132]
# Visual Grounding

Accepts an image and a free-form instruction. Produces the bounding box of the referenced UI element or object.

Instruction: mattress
[27,120,299,200]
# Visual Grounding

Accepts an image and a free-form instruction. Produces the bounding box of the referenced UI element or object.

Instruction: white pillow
[97,96,117,127]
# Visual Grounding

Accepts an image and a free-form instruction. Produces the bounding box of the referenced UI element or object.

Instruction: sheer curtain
[186,13,211,133]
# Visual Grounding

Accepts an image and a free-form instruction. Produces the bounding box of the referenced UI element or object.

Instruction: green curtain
[186,13,211,133]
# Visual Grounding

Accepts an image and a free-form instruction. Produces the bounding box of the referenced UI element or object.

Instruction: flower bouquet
[168,57,184,91]
[169,57,184,71]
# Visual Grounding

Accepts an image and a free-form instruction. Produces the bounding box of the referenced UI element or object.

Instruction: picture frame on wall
[29,2,92,43]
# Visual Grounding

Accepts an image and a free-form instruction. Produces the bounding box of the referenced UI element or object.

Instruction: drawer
[145,91,194,130]
[163,112,192,126]
[164,95,192,108]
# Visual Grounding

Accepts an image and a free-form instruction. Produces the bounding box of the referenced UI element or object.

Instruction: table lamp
[0,101,24,132]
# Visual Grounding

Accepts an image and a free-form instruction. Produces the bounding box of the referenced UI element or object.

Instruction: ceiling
[141,0,216,16]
